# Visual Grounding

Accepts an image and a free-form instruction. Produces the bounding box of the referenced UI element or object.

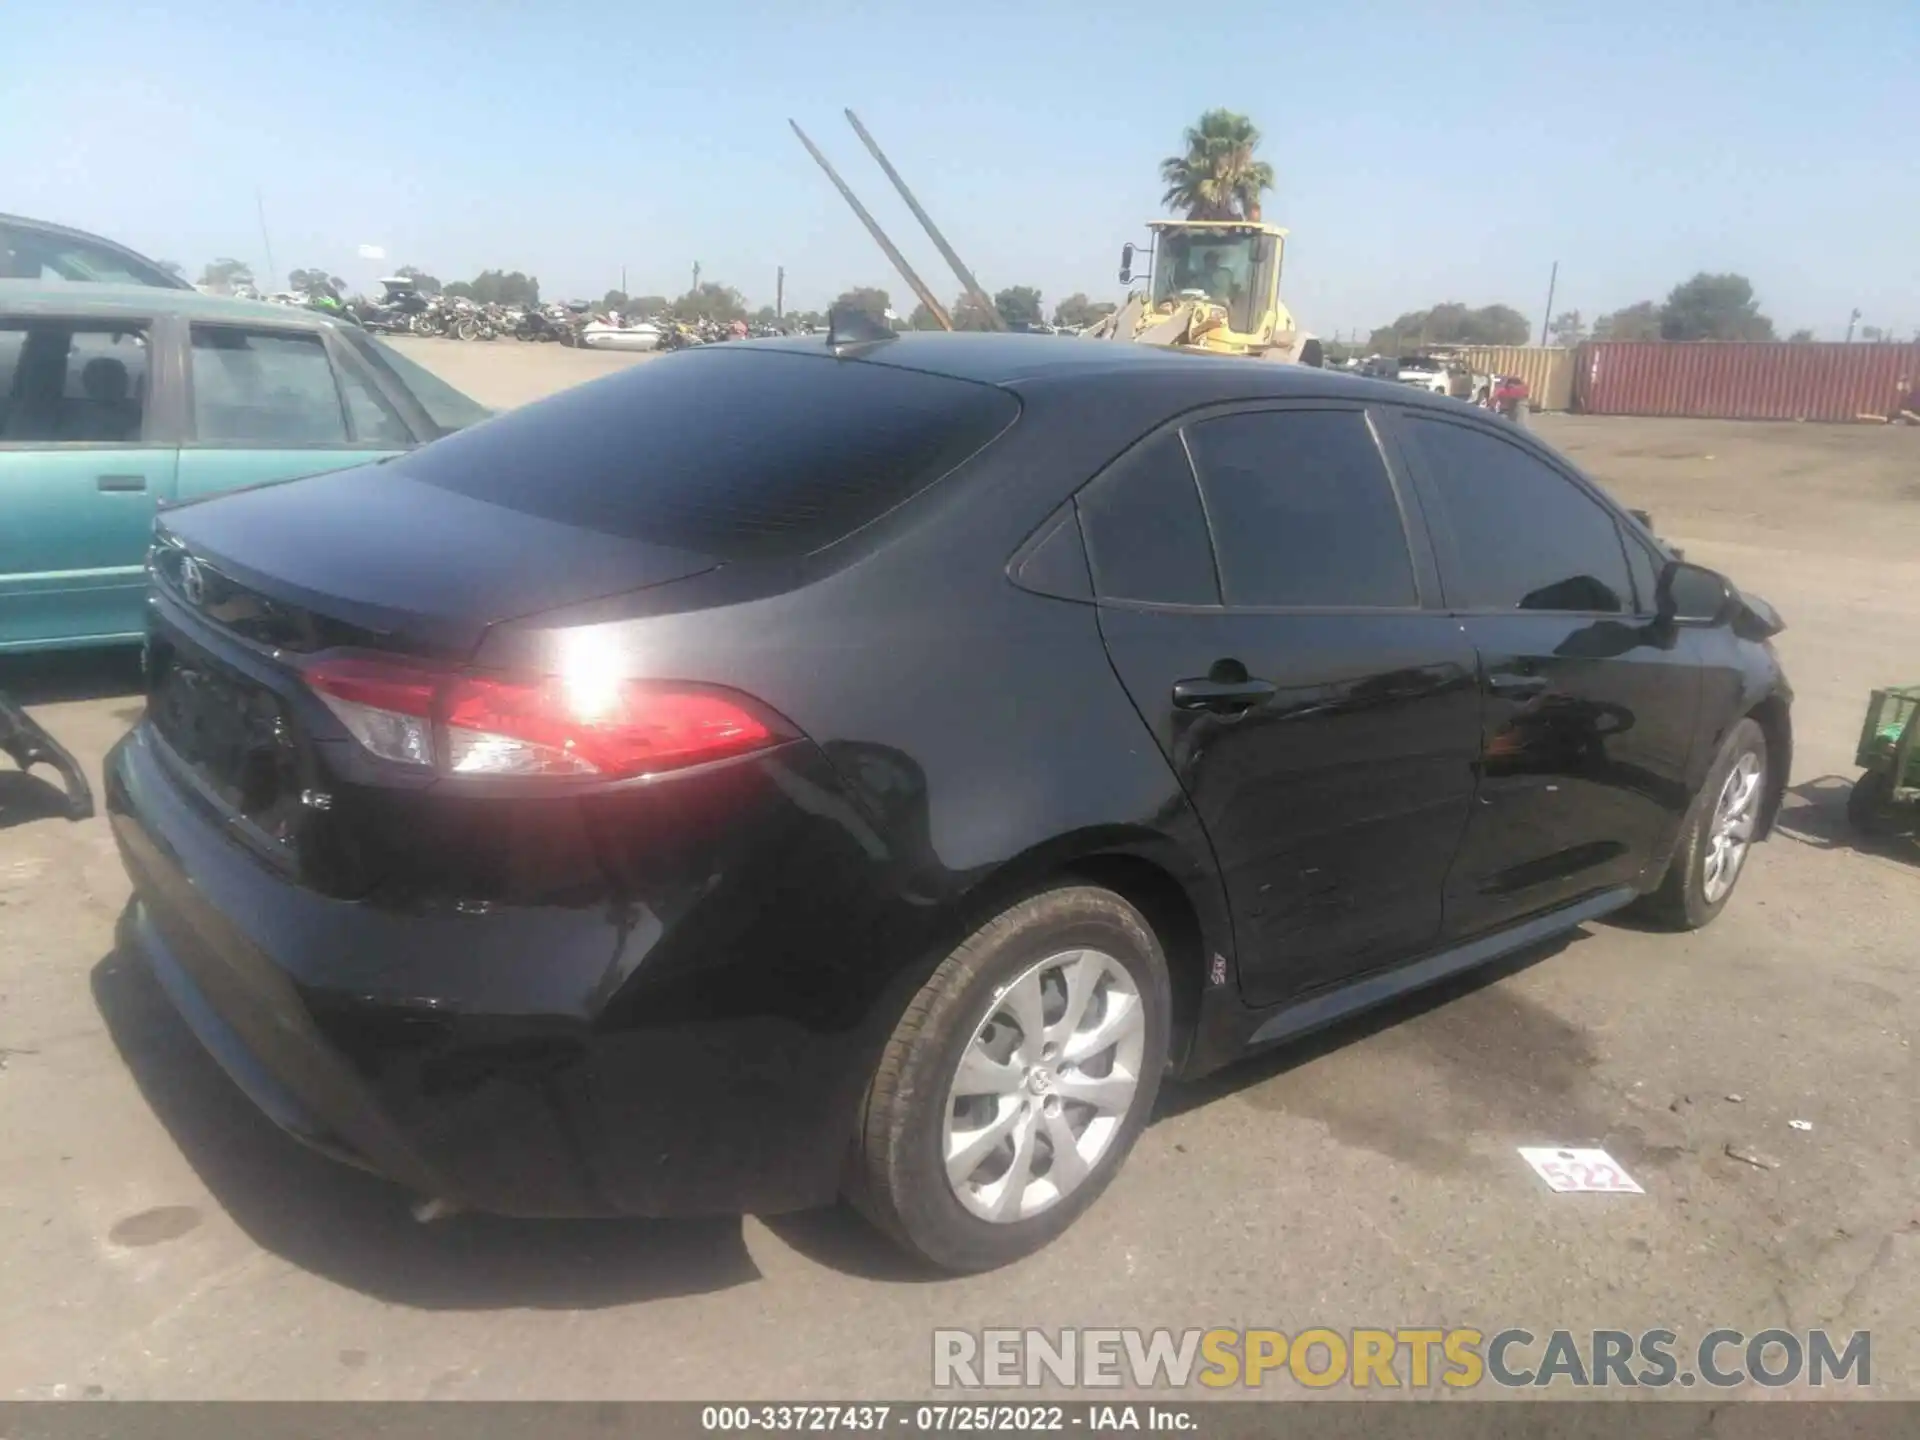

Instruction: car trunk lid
[154,463,717,658]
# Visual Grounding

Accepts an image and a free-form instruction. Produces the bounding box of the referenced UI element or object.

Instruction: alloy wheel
[942,949,1146,1224]
[1703,750,1764,904]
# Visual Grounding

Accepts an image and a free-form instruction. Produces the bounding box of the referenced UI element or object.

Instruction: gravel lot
[2,339,1915,1400]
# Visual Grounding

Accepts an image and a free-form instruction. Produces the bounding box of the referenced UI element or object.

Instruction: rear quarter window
[394,348,1018,558]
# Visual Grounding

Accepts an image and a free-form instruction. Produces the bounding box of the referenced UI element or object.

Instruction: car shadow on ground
[1155,931,1581,1122]
[0,771,76,831]
[779,933,1592,1282]
[0,647,145,706]
[91,910,1596,1293]
[1773,774,1918,865]
[90,933,762,1311]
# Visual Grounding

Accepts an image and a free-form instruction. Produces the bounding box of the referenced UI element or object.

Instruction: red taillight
[304,655,781,779]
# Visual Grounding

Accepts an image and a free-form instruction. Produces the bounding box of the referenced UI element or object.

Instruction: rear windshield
[392,347,1019,558]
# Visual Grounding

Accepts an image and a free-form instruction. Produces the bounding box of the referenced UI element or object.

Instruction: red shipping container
[1575,342,1920,422]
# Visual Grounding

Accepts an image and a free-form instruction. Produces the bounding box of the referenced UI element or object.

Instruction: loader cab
[1142,222,1285,339]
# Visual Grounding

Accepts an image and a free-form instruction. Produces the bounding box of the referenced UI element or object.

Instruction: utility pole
[621,266,627,298]
[1539,261,1558,347]
[255,189,278,291]
[776,266,785,320]
[692,261,701,295]
[1845,308,1861,344]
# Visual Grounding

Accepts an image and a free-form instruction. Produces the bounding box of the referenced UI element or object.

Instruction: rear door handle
[96,474,147,492]
[1487,673,1550,697]
[1172,677,1277,713]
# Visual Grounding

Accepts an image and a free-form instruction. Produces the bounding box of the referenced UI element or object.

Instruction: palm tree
[1159,110,1275,221]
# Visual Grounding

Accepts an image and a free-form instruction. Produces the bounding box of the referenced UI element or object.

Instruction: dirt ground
[1,341,1916,1401]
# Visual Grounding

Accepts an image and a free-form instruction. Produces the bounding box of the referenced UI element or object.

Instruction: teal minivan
[0,281,490,652]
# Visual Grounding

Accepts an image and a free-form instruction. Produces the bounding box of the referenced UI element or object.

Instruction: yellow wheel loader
[792,112,1321,366]
[1086,220,1322,365]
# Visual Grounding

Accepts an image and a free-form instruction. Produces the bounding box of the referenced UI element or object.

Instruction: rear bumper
[106,722,893,1218]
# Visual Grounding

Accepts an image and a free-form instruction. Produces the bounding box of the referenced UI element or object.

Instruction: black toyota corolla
[107,331,1791,1271]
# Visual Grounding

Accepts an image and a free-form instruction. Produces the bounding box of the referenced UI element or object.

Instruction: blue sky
[9,0,1915,338]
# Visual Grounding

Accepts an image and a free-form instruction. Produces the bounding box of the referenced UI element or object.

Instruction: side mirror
[1119,243,1136,285]
[1656,560,1733,627]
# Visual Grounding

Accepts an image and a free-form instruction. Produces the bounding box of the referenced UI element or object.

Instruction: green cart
[1848,686,1920,837]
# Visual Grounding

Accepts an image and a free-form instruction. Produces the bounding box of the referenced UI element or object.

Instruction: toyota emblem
[179,556,206,607]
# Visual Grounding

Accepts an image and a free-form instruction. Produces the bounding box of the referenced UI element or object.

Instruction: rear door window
[1076,433,1219,606]
[351,332,491,434]
[1183,408,1416,608]
[394,347,1019,557]
[333,354,414,445]
[189,326,348,445]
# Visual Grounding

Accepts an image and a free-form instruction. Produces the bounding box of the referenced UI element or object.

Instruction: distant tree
[602,289,630,310]
[673,282,747,322]
[1053,293,1116,329]
[750,305,778,326]
[1547,310,1587,347]
[1160,109,1274,221]
[831,286,891,320]
[1658,272,1774,341]
[288,267,345,294]
[1786,328,1816,343]
[442,280,476,300]
[198,258,253,291]
[952,293,998,332]
[908,302,945,330]
[459,270,540,306]
[788,309,826,330]
[394,265,442,296]
[1593,301,1662,342]
[630,294,669,317]
[156,260,185,279]
[1365,302,1529,352]
[1859,324,1887,343]
[994,286,1044,330]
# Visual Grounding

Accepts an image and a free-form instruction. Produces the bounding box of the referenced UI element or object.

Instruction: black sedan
[107,332,1791,1272]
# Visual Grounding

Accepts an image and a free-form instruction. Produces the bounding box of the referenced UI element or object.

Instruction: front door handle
[96,474,147,492]
[1173,677,1277,713]
[1487,673,1550,698]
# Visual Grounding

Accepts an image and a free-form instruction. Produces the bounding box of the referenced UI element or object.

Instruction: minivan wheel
[1636,718,1768,930]
[848,885,1170,1273]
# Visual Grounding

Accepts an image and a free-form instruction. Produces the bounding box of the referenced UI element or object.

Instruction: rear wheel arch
[1053,853,1209,1073]
[944,838,1223,1076]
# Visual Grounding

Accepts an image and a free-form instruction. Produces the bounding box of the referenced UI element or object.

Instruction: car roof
[0,278,335,329]
[0,213,195,290]
[730,331,1439,406]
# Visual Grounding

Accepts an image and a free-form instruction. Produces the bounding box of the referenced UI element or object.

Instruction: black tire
[847,885,1171,1273]
[1846,768,1902,837]
[1634,718,1768,930]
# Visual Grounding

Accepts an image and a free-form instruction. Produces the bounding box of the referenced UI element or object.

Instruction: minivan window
[1184,409,1415,608]
[1077,433,1219,606]
[1402,416,1633,613]
[394,348,1018,558]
